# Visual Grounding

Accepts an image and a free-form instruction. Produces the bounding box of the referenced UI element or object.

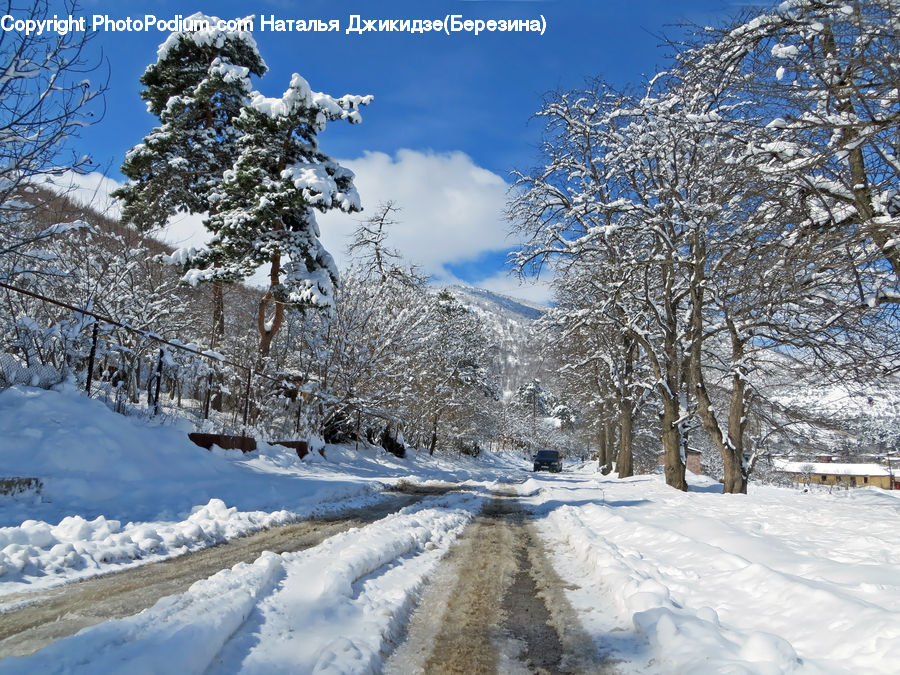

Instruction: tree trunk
[258,254,284,357]
[661,395,687,491]
[617,398,634,478]
[597,423,608,469]
[604,422,615,469]
[212,282,225,346]
[429,416,438,456]
[661,257,687,491]
[721,446,747,494]
[723,341,749,494]
[690,306,749,494]
[616,338,635,478]
[208,196,226,347]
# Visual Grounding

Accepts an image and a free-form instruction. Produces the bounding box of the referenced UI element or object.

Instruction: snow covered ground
[2,383,899,673]
[0,383,514,599]
[1,492,484,674]
[529,470,900,674]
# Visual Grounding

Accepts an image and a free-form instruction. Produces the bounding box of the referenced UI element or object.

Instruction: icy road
[2,467,900,673]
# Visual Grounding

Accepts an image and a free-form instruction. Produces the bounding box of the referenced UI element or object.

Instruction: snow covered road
[0,490,486,674]
[3,389,900,673]
[0,488,457,659]
[387,487,606,674]
[3,464,900,673]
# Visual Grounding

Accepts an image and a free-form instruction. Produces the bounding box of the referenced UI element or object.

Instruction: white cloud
[42,151,530,295]
[161,211,208,249]
[37,171,123,220]
[466,269,555,305]
[319,149,514,280]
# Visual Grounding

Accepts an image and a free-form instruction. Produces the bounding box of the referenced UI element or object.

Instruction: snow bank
[547,503,803,673]
[0,494,483,674]
[529,470,900,673]
[0,385,524,596]
[0,384,223,501]
[0,499,298,587]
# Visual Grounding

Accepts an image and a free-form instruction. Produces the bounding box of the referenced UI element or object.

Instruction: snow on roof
[774,459,892,477]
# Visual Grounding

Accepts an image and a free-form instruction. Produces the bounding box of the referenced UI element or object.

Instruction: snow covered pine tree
[189,75,371,356]
[114,14,266,342]
[116,14,372,356]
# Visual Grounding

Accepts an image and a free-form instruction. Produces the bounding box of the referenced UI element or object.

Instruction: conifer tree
[186,74,372,356]
[115,14,264,230]
[114,14,265,341]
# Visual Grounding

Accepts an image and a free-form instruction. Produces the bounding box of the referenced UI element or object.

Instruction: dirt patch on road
[388,481,466,496]
[0,492,433,659]
[386,490,608,674]
[502,525,566,671]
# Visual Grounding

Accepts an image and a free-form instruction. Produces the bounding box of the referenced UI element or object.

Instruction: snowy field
[2,383,899,673]
[529,472,900,674]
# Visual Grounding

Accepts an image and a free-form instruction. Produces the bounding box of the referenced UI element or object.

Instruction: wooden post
[85,320,99,395]
[152,349,163,416]
[242,368,253,427]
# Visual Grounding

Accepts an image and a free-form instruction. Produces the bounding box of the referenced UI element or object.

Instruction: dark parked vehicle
[533,449,562,473]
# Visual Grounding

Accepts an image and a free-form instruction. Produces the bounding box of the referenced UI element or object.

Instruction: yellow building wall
[789,472,892,490]
[853,475,892,489]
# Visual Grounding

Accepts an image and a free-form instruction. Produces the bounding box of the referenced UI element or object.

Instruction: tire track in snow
[385,489,608,674]
[0,489,484,674]
[203,491,484,674]
[0,489,445,659]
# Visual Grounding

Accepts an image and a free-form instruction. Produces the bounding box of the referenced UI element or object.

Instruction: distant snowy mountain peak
[444,284,545,322]
[443,284,544,393]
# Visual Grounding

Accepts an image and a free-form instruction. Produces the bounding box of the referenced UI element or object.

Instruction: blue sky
[48,0,748,301]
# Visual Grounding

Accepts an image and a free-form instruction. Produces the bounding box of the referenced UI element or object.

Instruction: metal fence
[0,280,314,441]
